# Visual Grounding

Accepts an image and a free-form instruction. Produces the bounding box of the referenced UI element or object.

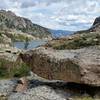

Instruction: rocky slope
[0,10,52,41]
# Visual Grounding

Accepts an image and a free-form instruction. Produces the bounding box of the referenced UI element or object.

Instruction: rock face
[85,16,100,33]
[0,10,52,39]
[93,17,100,25]
[89,17,100,32]
[21,47,100,86]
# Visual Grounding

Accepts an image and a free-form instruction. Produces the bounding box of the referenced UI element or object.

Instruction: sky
[0,0,100,31]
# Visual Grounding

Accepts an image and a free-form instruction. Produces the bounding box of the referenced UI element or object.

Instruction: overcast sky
[0,0,100,31]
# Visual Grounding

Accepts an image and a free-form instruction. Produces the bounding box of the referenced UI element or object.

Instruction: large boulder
[20,47,100,86]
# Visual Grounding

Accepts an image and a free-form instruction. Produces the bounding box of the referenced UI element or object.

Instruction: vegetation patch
[0,58,30,79]
[46,32,100,50]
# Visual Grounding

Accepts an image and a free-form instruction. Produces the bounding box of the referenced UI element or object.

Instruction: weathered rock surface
[20,46,100,86]
[0,74,99,100]
[0,34,11,44]
[0,79,17,97]
[0,76,70,100]
[9,86,67,100]
[15,77,28,92]
[0,47,21,62]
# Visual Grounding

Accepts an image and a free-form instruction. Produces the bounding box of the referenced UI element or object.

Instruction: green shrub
[0,66,8,78]
[11,63,30,78]
[0,32,2,36]
[0,59,10,78]
[0,59,30,79]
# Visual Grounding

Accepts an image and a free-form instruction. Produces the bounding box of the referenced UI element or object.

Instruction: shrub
[0,59,30,79]
[52,32,100,50]
[11,62,30,78]
[0,59,10,78]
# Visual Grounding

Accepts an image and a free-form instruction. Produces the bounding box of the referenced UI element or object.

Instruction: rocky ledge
[20,46,100,87]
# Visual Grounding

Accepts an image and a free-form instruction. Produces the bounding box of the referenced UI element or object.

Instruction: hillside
[45,16,100,50]
[0,10,52,41]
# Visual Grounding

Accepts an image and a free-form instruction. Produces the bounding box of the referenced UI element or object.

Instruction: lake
[14,40,47,50]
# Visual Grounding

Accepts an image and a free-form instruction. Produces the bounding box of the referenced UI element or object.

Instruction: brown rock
[20,47,100,86]
[15,77,28,92]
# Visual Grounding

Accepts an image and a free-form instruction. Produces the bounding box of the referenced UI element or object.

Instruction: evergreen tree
[24,37,29,50]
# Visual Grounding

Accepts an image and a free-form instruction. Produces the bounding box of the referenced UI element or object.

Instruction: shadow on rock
[29,79,100,97]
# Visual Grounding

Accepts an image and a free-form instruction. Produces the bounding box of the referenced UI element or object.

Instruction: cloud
[0,0,100,31]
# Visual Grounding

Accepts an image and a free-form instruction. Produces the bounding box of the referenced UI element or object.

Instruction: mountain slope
[0,10,52,39]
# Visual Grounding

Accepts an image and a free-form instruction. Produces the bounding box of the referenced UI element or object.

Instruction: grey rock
[8,86,67,100]
[0,80,17,96]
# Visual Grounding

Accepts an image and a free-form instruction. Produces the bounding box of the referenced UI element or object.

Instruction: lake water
[14,40,47,50]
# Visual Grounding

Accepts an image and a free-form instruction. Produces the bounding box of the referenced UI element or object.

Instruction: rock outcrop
[89,16,100,32]
[0,34,11,44]
[93,16,100,26]
[20,46,100,86]
[0,47,21,61]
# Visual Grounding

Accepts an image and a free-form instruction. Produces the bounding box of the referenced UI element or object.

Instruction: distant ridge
[49,29,73,38]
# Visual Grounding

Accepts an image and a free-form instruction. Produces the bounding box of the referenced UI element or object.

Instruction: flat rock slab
[0,80,17,96]
[8,86,67,100]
